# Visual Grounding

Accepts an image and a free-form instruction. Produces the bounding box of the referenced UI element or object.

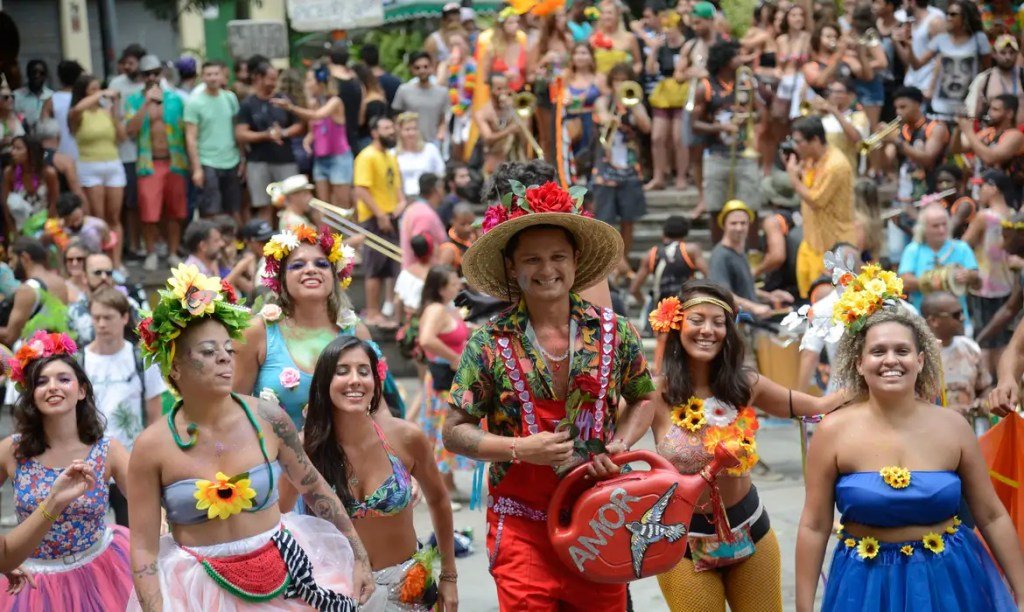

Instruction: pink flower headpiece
[261,225,356,293]
[7,331,78,390]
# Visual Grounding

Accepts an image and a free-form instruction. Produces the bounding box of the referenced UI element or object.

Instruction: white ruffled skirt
[127,512,355,611]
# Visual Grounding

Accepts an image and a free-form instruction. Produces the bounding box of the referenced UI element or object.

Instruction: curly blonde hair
[833,306,942,400]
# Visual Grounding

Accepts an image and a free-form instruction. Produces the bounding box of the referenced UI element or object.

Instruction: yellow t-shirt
[354,145,402,223]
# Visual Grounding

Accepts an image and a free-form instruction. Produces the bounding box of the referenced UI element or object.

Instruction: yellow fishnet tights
[656,528,783,612]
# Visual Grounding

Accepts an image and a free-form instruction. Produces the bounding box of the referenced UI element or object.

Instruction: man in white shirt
[82,286,166,525]
[893,0,945,100]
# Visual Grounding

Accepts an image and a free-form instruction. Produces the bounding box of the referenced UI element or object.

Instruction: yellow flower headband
[1000,219,1024,231]
[261,225,356,293]
[781,250,905,341]
[648,295,734,333]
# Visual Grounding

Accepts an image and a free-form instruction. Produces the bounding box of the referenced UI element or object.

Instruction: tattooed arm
[442,407,515,461]
[258,399,375,604]
[127,428,165,612]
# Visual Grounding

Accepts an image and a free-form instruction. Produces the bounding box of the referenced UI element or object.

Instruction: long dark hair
[417,264,457,317]
[70,74,98,110]
[11,135,46,188]
[14,355,105,460]
[303,336,383,510]
[662,280,753,408]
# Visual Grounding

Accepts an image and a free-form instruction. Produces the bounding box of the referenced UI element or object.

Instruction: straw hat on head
[461,181,623,301]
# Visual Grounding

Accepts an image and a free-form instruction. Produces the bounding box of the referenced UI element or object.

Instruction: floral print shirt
[449,294,655,489]
[124,87,188,177]
[13,436,110,559]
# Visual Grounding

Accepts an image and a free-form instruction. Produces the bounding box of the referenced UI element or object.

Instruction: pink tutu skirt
[127,512,356,611]
[0,525,133,611]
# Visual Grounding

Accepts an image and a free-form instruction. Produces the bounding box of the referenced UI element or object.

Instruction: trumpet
[504,92,544,160]
[858,117,903,154]
[600,80,643,157]
[683,54,705,113]
[857,28,881,47]
[727,66,759,198]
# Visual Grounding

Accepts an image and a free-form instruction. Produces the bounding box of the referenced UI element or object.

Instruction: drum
[547,447,738,583]
[919,265,967,296]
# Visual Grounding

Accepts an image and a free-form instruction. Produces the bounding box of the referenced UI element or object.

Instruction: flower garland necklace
[169,392,276,520]
[447,59,475,118]
[670,396,759,476]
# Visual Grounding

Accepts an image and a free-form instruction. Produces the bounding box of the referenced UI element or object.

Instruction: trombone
[727,66,759,198]
[857,28,881,47]
[858,117,903,154]
[683,54,705,113]
[309,198,403,263]
[599,80,643,157]
[506,92,544,160]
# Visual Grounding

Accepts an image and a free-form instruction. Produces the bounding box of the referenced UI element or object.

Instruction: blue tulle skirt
[823,528,1015,611]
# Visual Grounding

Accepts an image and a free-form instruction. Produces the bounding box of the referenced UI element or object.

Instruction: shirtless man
[473,73,532,175]
[125,54,188,271]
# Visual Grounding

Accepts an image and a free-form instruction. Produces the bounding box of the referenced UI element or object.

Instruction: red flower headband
[7,331,78,389]
[481,181,589,234]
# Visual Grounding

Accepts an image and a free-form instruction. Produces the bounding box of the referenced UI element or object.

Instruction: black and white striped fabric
[272,529,358,612]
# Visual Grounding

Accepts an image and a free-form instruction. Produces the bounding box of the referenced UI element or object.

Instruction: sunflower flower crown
[138,264,251,376]
[261,225,356,293]
[481,180,589,235]
[6,331,77,391]
[781,250,905,340]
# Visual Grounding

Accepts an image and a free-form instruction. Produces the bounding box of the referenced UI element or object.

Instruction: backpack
[395,314,424,362]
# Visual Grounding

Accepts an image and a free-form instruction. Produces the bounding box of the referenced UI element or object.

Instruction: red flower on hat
[525,182,575,214]
[481,205,509,234]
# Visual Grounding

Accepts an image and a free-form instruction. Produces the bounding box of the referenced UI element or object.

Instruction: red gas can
[547,446,737,583]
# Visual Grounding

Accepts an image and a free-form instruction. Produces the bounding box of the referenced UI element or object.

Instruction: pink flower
[377,358,389,381]
[260,304,283,322]
[481,205,509,234]
[279,367,301,390]
[59,335,77,355]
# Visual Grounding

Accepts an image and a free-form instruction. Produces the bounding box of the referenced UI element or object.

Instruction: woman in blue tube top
[795,299,1024,611]
[234,225,405,432]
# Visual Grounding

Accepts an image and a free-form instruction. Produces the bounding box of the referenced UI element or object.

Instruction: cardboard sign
[227,20,289,60]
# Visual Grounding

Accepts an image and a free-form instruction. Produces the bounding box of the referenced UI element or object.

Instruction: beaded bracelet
[439,571,458,583]
[511,437,520,464]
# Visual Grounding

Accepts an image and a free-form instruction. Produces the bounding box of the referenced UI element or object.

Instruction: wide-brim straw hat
[462,212,623,301]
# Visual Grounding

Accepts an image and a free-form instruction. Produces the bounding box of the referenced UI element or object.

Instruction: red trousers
[487,511,627,611]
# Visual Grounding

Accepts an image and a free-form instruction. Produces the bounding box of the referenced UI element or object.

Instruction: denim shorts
[313,152,354,185]
[854,76,885,107]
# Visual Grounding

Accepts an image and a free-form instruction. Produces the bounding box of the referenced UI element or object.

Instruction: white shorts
[77,160,127,188]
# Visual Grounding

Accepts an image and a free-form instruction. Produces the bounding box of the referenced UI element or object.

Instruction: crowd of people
[0,0,1021,609]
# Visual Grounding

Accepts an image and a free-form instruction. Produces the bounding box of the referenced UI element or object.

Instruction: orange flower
[838,272,854,286]
[733,407,760,438]
[649,297,683,333]
[293,225,317,243]
[400,562,428,603]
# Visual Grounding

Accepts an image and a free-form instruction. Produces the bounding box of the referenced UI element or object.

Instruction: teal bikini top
[345,421,413,520]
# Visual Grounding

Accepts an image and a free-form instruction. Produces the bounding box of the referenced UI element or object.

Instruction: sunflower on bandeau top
[780,249,905,340]
[138,264,251,376]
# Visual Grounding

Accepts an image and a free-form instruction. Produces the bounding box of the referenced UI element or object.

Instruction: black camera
[779,138,799,162]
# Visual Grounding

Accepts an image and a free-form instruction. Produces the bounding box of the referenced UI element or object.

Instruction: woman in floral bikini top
[646,280,847,612]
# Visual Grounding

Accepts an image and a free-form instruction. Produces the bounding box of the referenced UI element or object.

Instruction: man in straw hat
[443,165,655,610]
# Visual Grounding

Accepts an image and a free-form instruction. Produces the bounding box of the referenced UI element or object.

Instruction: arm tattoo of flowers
[443,409,485,457]
[259,400,319,487]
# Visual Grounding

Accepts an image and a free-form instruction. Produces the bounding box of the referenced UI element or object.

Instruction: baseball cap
[692,1,716,20]
[174,56,197,78]
[442,2,461,15]
[241,219,275,242]
[138,55,162,73]
[460,7,476,22]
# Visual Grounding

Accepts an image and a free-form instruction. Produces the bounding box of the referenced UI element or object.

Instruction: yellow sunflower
[922,532,945,554]
[900,545,914,556]
[945,523,958,535]
[880,466,911,489]
[844,538,856,548]
[670,404,690,429]
[952,516,962,528]
[683,410,707,432]
[194,471,257,520]
[857,536,880,560]
[168,264,222,315]
[683,396,704,414]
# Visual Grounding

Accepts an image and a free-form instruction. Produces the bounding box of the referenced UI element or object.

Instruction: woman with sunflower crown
[647,279,848,612]
[0,331,133,610]
[233,224,403,430]
[126,264,374,610]
[794,260,1024,611]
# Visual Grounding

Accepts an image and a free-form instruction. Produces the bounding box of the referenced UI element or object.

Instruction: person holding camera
[784,116,856,298]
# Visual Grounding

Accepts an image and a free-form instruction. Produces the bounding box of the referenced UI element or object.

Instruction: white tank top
[902,7,945,92]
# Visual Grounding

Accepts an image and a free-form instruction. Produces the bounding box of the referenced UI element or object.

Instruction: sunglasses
[142,70,162,77]
[285,258,332,272]
[90,269,114,278]
[65,256,86,264]
[946,10,961,16]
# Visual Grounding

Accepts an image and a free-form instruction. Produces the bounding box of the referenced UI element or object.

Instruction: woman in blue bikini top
[795,305,1024,612]
[301,335,460,611]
